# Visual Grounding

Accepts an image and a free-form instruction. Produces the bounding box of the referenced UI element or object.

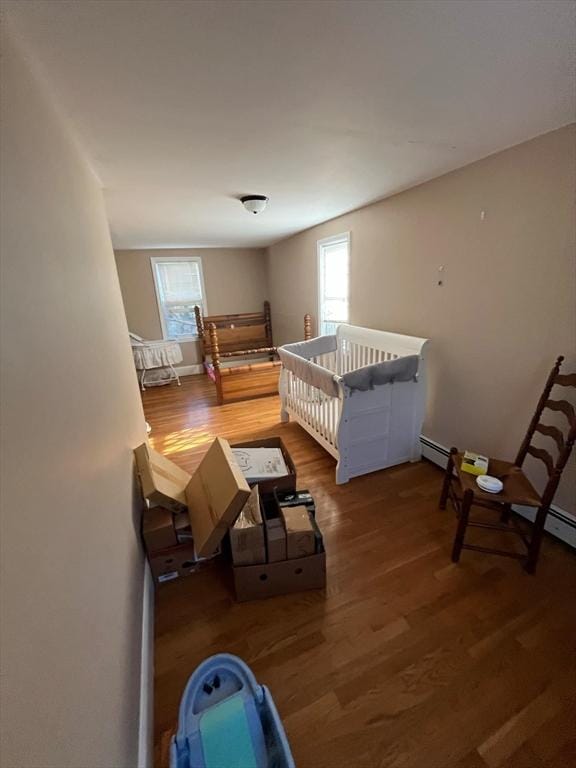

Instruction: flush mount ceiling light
[240,195,269,215]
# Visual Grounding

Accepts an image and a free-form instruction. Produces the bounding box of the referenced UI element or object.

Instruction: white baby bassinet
[278,324,429,484]
[130,333,183,391]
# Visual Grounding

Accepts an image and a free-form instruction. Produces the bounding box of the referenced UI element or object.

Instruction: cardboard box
[232,437,296,495]
[265,517,286,562]
[134,444,190,514]
[261,494,287,562]
[135,438,251,558]
[148,543,199,585]
[283,505,316,559]
[142,506,178,552]
[230,486,265,566]
[173,511,193,543]
[276,490,315,516]
[233,546,326,602]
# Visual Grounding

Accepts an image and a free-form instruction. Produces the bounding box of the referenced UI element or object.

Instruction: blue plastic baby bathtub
[170,653,295,768]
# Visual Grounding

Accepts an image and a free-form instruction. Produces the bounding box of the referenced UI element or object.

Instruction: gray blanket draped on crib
[278,335,419,397]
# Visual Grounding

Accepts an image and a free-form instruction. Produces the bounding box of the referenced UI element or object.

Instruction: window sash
[151,257,207,340]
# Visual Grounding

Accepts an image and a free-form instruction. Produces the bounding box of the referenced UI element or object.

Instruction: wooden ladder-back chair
[439,356,576,573]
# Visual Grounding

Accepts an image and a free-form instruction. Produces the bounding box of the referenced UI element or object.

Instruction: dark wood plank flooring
[143,375,576,768]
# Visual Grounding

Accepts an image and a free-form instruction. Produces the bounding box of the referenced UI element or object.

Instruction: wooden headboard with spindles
[194,301,275,363]
[193,302,313,405]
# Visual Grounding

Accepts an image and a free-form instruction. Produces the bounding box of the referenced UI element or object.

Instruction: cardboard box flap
[134,443,191,512]
[186,437,250,557]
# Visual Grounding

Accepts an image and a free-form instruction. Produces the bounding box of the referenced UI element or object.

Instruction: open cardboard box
[231,437,297,495]
[233,487,326,602]
[134,437,250,559]
[233,544,326,602]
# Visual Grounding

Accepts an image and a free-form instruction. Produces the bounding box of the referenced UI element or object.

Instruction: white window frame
[317,232,350,336]
[150,255,208,341]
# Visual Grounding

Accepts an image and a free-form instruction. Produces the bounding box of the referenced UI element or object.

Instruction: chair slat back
[544,398,576,427]
[534,423,565,453]
[556,373,576,387]
[516,356,576,508]
[525,445,555,476]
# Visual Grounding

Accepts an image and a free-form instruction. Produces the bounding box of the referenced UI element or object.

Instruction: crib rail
[336,340,401,375]
[281,367,341,458]
[335,324,427,376]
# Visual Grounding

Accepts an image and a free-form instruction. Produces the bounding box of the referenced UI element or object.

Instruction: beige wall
[267,125,576,513]
[0,28,147,768]
[115,247,269,366]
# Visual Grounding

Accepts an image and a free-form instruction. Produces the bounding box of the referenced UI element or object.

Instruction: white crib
[279,324,429,484]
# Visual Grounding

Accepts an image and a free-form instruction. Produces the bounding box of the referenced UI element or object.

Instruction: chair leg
[525,505,547,574]
[452,489,473,563]
[439,448,457,510]
[500,502,512,524]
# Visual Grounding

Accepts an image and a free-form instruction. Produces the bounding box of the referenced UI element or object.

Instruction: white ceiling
[4,0,576,249]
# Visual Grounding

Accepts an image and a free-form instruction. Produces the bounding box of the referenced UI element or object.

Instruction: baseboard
[420,435,451,464]
[512,504,576,549]
[177,357,271,376]
[138,561,154,768]
[175,364,203,376]
[419,434,576,550]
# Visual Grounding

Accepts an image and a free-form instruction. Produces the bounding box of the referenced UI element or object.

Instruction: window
[151,256,207,340]
[317,233,350,335]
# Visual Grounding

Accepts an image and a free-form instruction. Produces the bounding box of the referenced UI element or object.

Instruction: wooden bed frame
[194,302,312,405]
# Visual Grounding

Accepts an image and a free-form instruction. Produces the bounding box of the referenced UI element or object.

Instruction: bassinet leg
[280,408,290,423]
[140,368,147,391]
[169,364,181,386]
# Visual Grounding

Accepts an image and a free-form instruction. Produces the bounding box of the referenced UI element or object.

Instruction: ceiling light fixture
[240,195,269,215]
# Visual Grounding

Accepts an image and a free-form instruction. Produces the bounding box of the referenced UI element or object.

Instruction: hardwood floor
[144,375,576,768]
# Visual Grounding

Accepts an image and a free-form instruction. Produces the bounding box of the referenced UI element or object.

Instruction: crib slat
[331,395,336,446]
[313,386,319,435]
[328,395,332,444]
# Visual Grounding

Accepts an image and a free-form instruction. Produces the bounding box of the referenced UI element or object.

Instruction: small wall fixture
[241,195,269,215]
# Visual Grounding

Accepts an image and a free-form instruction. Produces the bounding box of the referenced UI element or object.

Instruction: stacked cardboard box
[134,436,326,599]
[135,438,250,585]
[229,486,266,566]
[140,507,202,583]
[230,439,326,602]
[283,506,316,559]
